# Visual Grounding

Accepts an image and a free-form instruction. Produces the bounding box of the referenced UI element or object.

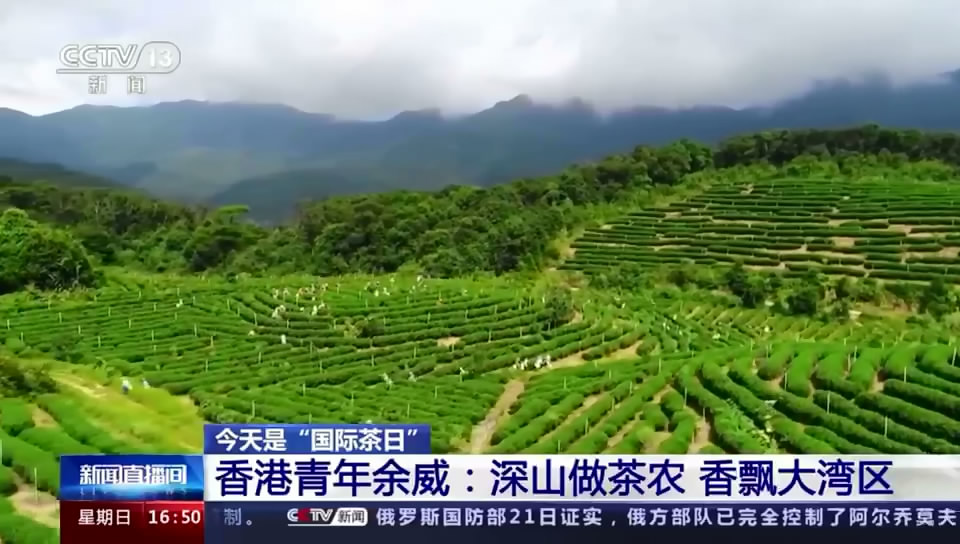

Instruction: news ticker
[230,501,960,529]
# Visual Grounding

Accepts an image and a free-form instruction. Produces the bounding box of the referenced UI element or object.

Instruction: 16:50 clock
[147,508,202,525]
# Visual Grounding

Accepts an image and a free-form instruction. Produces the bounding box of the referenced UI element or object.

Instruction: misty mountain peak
[562,97,595,113]
[389,108,444,123]
[492,94,535,110]
[943,68,960,84]
[2,69,960,221]
[0,107,31,118]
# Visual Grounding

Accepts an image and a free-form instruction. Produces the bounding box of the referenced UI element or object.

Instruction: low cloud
[0,0,957,118]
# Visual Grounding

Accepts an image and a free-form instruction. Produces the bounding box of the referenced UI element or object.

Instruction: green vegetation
[4,125,960,283]
[565,177,960,285]
[2,125,960,541]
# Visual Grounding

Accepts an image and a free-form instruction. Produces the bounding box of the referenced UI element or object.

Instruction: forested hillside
[0,159,118,189]
[2,125,960,285]
[5,71,960,221]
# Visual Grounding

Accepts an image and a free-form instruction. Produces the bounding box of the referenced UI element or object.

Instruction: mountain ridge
[3,71,960,221]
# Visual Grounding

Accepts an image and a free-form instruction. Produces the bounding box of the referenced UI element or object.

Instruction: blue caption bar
[204,424,432,454]
[60,454,204,501]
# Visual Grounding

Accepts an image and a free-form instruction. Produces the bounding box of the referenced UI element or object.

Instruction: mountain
[0,157,119,188]
[3,71,960,221]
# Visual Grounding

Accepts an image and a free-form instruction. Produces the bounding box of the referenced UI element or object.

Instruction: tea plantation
[2,176,960,543]
[564,178,960,282]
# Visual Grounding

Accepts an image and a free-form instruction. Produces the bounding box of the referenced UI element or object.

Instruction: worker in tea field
[121,378,132,395]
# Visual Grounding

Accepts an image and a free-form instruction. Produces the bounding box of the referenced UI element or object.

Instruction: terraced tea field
[0,272,957,462]
[563,178,960,282]
[1,276,735,452]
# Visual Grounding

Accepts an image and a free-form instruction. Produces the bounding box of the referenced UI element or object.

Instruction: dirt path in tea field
[51,370,202,451]
[607,341,642,360]
[643,432,670,453]
[468,379,525,453]
[557,394,602,429]
[55,375,107,398]
[536,394,604,453]
[640,389,673,453]
[546,341,639,372]
[10,475,58,528]
[606,420,638,450]
[767,375,784,389]
[605,386,669,450]
[437,336,460,347]
[30,406,56,427]
[690,416,713,453]
[550,352,585,369]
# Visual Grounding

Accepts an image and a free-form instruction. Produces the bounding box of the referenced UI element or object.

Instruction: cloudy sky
[1,0,958,119]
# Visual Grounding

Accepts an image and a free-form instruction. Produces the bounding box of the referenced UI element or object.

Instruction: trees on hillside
[678,260,958,319]
[786,272,824,316]
[544,287,575,327]
[714,125,960,168]
[183,205,260,271]
[0,208,96,293]
[3,125,960,281]
[724,263,775,309]
[920,277,957,318]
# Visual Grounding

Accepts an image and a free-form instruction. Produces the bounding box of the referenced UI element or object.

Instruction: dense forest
[2,125,960,296]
